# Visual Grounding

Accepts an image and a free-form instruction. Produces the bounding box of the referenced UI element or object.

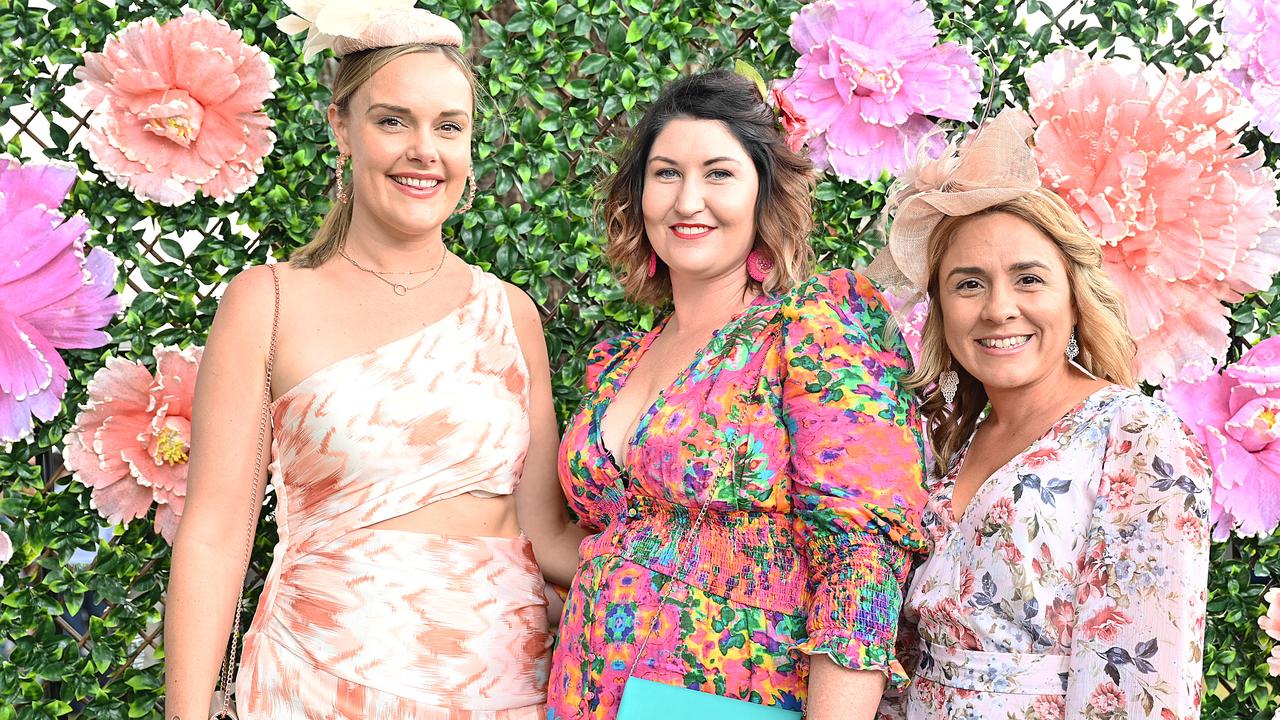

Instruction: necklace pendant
[393,283,408,296]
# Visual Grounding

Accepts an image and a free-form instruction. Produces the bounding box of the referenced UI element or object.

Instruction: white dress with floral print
[879,385,1212,720]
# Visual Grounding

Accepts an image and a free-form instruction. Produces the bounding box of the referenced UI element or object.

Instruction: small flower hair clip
[278,0,464,60]
[734,60,813,154]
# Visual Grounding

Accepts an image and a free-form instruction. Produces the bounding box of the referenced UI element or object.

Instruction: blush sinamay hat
[867,108,1042,296]
[278,1,464,60]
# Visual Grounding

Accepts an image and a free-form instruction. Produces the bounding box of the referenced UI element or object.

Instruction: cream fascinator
[278,0,464,60]
[867,109,1042,296]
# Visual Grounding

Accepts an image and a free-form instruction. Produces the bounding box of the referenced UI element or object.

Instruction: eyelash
[955,275,1044,291]
[653,168,733,180]
[377,118,465,133]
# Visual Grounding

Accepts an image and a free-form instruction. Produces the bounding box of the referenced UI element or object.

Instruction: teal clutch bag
[617,677,802,719]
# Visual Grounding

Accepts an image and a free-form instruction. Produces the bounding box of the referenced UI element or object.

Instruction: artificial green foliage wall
[0,0,1276,718]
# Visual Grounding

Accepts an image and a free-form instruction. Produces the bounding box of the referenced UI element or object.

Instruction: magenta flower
[63,346,202,543]
[1028,48,1280,384]
[779,0,982,181]
[1223,0,1280,142]
[1160,336,1280,539]
[72,10,277,206]
[0,158,121,443]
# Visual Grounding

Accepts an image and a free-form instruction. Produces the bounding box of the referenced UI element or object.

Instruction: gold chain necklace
[339,245,448,296]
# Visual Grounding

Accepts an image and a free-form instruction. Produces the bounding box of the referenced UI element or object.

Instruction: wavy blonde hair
[907,188,1135,475]
[291,44,476,269]
[602,70,815,305]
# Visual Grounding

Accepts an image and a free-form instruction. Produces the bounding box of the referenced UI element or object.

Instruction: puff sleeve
[1062,395,1211,718]
[780,269,929,687]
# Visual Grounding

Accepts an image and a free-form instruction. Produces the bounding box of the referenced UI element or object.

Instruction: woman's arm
[505,284,588,588]
[1061,398,1211,719]
[781,270,930,719]
[163,266,277,719]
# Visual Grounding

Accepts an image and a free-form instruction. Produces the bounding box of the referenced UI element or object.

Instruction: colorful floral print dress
[878,385,1212,720]
[547,270,929,719]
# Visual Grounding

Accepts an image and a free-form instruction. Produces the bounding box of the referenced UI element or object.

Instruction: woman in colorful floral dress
[546,70,929,720]
[871,111,1212,719]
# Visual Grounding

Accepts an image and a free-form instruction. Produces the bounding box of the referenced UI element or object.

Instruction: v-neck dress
[877,385,1212,720]
[547,270,929,719]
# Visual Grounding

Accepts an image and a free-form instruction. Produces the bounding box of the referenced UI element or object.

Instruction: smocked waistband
[580,495,811,614]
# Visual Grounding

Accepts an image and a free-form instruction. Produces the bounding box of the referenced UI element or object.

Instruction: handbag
[209,264,280,720]
[615,459,802,720]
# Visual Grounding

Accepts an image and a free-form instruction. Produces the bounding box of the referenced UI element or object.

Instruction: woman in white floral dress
[871,111,1212,720]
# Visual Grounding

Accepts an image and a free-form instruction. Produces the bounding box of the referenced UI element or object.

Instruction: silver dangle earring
[454,167,477,214]
[939,369,959,405]
[1066,328,1098,380]
[334,151,350,204]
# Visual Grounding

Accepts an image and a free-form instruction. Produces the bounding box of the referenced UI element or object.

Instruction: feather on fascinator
[867,109,1041,295]
[278,0,463,60]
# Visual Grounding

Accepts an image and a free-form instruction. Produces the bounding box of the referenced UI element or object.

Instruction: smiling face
[937,212,1077,394]
[330,51,473,243]
[641,117,759,286]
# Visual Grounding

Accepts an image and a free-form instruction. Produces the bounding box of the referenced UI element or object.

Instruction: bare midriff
[365,492,522,538]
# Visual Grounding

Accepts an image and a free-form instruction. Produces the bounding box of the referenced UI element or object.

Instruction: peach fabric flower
[72,10,276,206]
[1027,48,1280,384]
[1262,588,1280,642]
[63,346,202,542]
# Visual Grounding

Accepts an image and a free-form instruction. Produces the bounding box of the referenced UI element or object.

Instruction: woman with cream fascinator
[163,3,583,718]
[871,110,1212,719]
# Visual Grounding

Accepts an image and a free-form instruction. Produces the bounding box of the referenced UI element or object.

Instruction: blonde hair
[907,188,1135,475]
[291,44,476,269]
[602,70,815,305]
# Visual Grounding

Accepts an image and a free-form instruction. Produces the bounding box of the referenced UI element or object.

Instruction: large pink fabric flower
[1027,48,1280,384]
[72,10,276,206]
[0,158,121,443]
[779,0,982,181]
[63,346,202,542]
[1160,336,1280,538]
[1223,0,1280,142]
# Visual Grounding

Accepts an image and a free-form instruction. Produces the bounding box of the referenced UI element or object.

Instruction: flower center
[827,38,903,100]
[153,426,189,465]
[140,90,205,148]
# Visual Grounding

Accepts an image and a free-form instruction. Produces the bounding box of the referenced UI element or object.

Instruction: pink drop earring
[747,249,774,283]
[646,250,658,278]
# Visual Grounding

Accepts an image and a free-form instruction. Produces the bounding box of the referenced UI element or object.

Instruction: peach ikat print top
[236,264,550,719]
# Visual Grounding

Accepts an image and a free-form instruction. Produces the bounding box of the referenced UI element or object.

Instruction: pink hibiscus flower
[1027,48,1280,384]
[0,158,121,443]
[1161,336,1280,538]
[72,10,277,206]
[63,345,202,542]
[779,0,982,181]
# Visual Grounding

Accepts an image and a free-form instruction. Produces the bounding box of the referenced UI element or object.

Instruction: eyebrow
[366,103,471,120]
[648,155,743,166]
[945,260,1052,280]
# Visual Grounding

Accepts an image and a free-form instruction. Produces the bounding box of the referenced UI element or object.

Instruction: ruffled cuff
[796,533,911,688]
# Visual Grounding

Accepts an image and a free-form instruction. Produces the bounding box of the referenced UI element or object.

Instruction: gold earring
[334,151,350,204]
[454,167,476,214]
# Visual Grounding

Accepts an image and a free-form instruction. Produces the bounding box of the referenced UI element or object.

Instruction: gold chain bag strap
[210,264,280,720]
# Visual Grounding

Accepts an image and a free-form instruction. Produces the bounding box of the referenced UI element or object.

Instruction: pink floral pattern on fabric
[549,270,928,719]
[878,386,1211,720]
